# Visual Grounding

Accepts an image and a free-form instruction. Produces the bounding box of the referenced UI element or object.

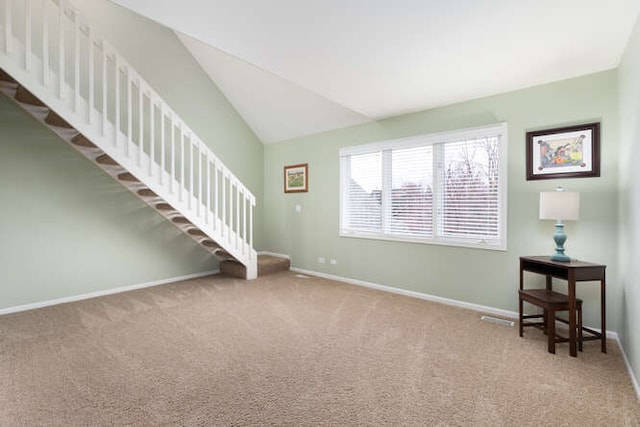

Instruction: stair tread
[15,86,46,107]
[95,154,118,166]
[137,189,158,198]
[118,172,139,182]
[171,216,192,225]
[155,203,174,211]
[71,134,98,148]
[45,111,73,128]
[201,240,221,248]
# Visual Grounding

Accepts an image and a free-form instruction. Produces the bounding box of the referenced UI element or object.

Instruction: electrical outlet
[318,257,326,264]
[330,259,337,265]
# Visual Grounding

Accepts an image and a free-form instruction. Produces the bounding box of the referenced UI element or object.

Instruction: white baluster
[170,117,175,194]
[126,68,132,157]
[160,107,165,185]
[4,0,12,54]
[236,184,240,249]
[180,129,185,202]
[138,80,143,167]
[243,193,247,254]
[198,143,202,217]
[25,0,32,70]
[58,0,65,99]
[42,0,49,85]
[88,26,94,124]
[229,179,234,243]
[206,154,211,225]
[222,174,226,238]
[101,41,106,135]
[214,165,219,231]
[149,96,155,177]
[189,135,193,209]
[73,9,79,112]
[249,200,253,249]
[114,54,120,145]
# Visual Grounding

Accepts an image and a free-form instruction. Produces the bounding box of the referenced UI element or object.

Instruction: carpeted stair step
[213,248,234,261]
[15,85,46,107]
[155,203,174,211]
[220,255,290,279]
[95,154,118,166]
[201,240,221,250]
[71,134,98,148]
[171,216,192,225]
[187,229,207,237]
[117,172,139,182]
[45,111,73,128]
[137,188,158,198]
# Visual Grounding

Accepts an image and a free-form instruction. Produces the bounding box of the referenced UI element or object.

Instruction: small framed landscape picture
[284,163,308,193]
[526,122,600,180]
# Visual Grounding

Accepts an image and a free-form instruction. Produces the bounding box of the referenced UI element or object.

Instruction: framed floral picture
[526,122,600,180]
[284,163,308,193]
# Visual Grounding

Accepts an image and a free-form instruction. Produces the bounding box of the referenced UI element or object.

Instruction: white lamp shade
[539,191,580,221]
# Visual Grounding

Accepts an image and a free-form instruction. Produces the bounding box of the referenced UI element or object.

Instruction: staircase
[0,0,257,278]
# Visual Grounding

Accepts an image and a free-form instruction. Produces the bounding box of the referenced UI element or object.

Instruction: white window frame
[339,123,508,251]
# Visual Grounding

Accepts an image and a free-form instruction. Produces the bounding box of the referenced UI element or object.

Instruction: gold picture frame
[284,163,308,193]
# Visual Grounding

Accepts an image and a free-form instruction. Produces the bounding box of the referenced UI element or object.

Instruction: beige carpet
[1,271,638,425]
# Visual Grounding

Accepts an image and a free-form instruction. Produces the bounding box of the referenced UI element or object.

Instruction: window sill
[339,231,507,251]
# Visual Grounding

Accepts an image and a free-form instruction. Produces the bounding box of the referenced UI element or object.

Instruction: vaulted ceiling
[110,0,640,144]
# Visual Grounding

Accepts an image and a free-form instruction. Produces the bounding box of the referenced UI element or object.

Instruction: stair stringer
[0,2,257,279]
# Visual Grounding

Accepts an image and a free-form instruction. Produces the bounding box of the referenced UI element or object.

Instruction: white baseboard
[290,267,518,319]
[258,251,291,260]
[0,269,220,315]
[611,332,640,401]
[290,267,621,338]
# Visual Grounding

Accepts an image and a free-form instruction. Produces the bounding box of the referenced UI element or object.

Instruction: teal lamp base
[551,253,571,262]
[550,221,571,262]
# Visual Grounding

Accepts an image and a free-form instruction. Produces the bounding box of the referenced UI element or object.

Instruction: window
[340,123,507,250]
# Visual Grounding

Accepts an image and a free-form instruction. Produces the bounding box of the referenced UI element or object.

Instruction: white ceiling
[111,0,640,144]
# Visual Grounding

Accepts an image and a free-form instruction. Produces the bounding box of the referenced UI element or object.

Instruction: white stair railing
[0,0,257,278]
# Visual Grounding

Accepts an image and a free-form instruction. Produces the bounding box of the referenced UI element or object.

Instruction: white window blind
[440,137,500,240]
[345,152,382,233]
[389,146,433,239]
[340,123,507,250]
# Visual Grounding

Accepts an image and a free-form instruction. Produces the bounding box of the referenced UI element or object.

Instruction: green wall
[617,14,640,392]
[0,95,215,308]
[264,71,619,330]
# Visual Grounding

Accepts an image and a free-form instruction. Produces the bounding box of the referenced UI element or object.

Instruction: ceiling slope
[177,33,370,144]
[110,0,640,143]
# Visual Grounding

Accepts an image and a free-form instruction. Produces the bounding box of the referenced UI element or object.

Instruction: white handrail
[0,0,257,277]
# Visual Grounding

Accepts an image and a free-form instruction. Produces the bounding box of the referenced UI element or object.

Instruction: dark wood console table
[519,256,606,357]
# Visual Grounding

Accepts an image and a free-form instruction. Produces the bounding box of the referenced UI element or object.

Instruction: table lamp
[539,187,580,262]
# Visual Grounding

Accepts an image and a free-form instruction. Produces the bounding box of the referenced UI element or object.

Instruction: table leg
[547,307,556,354]
[568,276,577,357]
[601,278,607,353]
